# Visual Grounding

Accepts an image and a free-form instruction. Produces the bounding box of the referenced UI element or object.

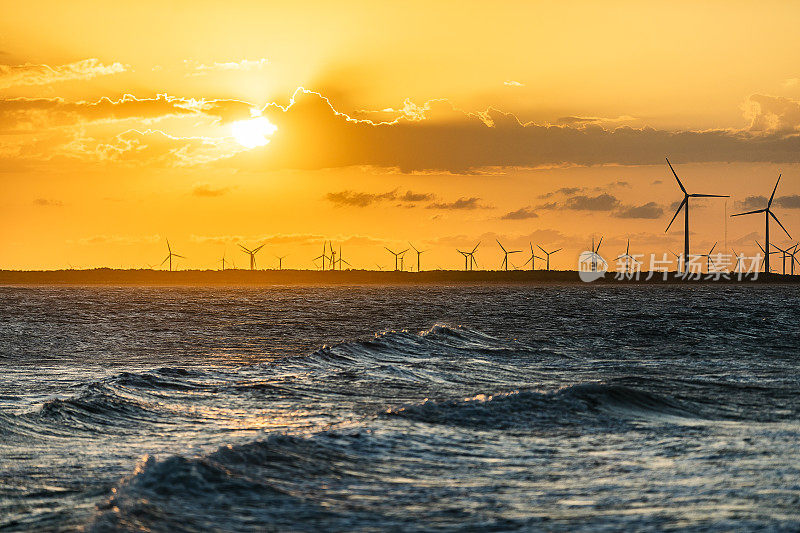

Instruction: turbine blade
[253,244,265,253]
[552,248,562,253]
[666,158,687,194]
[665,198,687,232]
[496,239,506,253]
[769,174,781,207]
[522,256,532,266]
[385,247,395,254]
[596,236,603,252]
[709,242,717,254]
[173,254,185,259]
[770,210,792,238]
[731,208,766,217]
[160,255,169,266]
[690,194,729,198]
[537,245,547,254]
[472,242,481,253]
[755,240,766,254]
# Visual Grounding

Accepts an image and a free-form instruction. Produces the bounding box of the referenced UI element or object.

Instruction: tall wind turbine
[731,175,791,274]
[160,239,185,271]
[732,249,746,273]
[537,245,561,271]
[385,247,408,271]
[238,243,264,270]
[521,242,544,271]
[669,250,684,273]
[457,249,469,271]
[496,239,521,271]
[408,242,426,272]
[771,242,798,275]
[616,238,641,274]
[219,251,226,271]
[665,158,729,271]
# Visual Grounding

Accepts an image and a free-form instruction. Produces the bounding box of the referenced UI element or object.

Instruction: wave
[387,383,705,431]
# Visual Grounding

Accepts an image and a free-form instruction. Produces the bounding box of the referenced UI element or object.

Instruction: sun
[230,116,278,149]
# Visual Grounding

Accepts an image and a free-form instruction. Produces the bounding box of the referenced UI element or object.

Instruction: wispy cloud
[500,206,538,220]
[183,58,269,76]
[326,189,435,207]
[503,80,524,87]
[0,59,127,89]
[426,197,487,210]
[192,183,233,197]
[614,202,664,219]
[32,198,63,207]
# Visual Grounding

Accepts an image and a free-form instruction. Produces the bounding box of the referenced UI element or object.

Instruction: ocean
[1,285,799,531]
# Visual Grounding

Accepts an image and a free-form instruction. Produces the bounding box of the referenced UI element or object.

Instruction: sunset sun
[230,116,277,149]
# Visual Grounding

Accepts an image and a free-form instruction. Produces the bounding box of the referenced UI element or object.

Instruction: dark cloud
[538,187,584,199]
[426,197,484,210]
[652,179,663,185]
[736,194,800,210]
[33,198,63,207]
[192,184,232,197]
[325,189,434,207]
[614,202,664,219]
[501,206,539,220]
[564,193,620,211]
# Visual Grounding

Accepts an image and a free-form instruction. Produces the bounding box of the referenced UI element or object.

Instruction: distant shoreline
[1,269,798,286]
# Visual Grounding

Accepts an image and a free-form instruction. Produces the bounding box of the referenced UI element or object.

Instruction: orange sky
[2,1,800,271]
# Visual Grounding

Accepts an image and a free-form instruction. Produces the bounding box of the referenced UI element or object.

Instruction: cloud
[183,58,269,76]
[215,89,800,174]
[0,59,127,89]
[614,202,664,219]
[504,80,524,87]
[192,184,232,197]
[736,194,800,210]
[426,197,485,210]
[563,193,620,211]
[501,206,538,220]
[325,189,435,207]
[71,234,160,245]
[33,198,63,207]
[743,94,800,133]
[538,187,584,199]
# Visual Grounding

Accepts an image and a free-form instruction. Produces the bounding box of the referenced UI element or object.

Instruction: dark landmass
[0,269,797,285]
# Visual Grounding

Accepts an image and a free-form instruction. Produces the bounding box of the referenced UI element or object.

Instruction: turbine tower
[665,158,729,272]
[160,239,185,271]
[238,243,264,270]
[275,255,286,270]
[496,239,521,271]
[314,242,330,271]
[384,247,408,271]
[521,242,544,270]
[408,242,426,272]
[731,175,791,274]
[536,245,561,271]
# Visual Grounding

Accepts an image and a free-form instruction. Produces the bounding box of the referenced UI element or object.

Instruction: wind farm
[5,157,799,284]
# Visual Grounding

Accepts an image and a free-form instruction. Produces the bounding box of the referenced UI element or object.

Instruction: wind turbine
[219,251,226,271]
[731,175,791,275]
[665,158,729,272]
[616,238,641,274]
[589,236,603,272]
[465,242,480,271]
[536,245,561,271]
[521,242,544,270]
[314,242,330,270]
[669,250,684,273]
[384,247,408,271]
[238,243,264,270]
[698,242,718,273]
[496,239,521,271]
[160,239,185,271]
[755,241,779,273]
[771,242,798,275]
[788,244,800,276]
[275,255,286,270]
[457,249,469,271]
[408,242,426,272]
